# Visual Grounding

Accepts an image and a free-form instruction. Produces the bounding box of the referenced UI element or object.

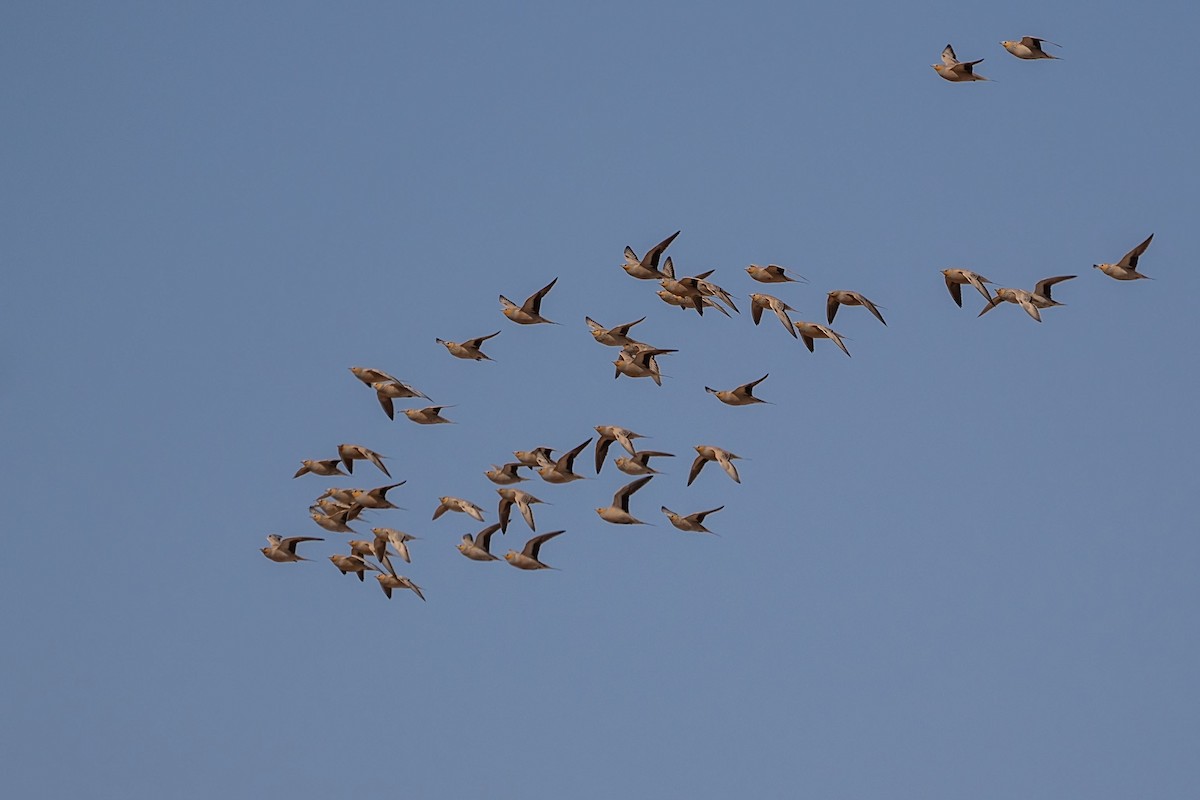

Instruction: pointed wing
[945,275,964,306]
[614,476,653,511]
[467,330,501,348]
[858,295,886,325]
[1118,234,1153,269]
[687,454,708,486]
[693,506,724,523]
[1033,275,1076,299]
[643,230,680,269]
[522,277,558,314]
[476,523,502,552]
[594,435,613,474]
[524,530,564,559]
[941,44,959,66]
[617,317,646,335]
[497,497,513,533]
[714,452,741,483]
[558,437,593,472]
[751,298,764,325]
[826,293,840,324]
[376,391,395,420]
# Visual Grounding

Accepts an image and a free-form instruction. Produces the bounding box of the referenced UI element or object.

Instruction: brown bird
[329,553,381,582]
[978,275,1075,322]
[746,264,806,284]
[586,316,647,347]
[594,426,647,473]
[595,476,654,525]
[436,331,501,360]
[1094,234,1154,281]
[293,459,347,478]
[458,523,503,562]
[688,446,741,486]
[1001,36,1061,60]
[661,506,723,534]
[504,530,565,570]
[337,444,390,477]
[941,269,994,306]
[705,374,770,406]
[826,291,886,326]
[496,488,547,533]
[261,534,323,562]
[933,44,988,82]
[500,278,559,325]
[536,438,592,484]
[622,230,680,280]
[375,559,425,601]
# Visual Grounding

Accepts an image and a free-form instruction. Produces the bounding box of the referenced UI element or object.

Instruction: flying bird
[458,523,503,561]
[536,438,592,484]
[595,475,654,525]
[594,425,647,473]
[328,553,381,582]
[746,264,806,284]
[749,293,798,337]
[622,230,680,280]
[337,444,390,477]
[504,530,566,570]
[978,275,1076,322]
[375,559,425,600]
[485,462,530,485]
[585,316,647,347]
[614,450,675,475]
[436,331,500,361]
[432,496,486,522]
[941,269,994,306]
[261,534,323,562]
[1001,36,1061,60]
[1094,234,1154,281]
[402,405,455,425]
[497,488,546,533]
[661,506,723,534]
[933,44,988,82]
[705,374,771,406]
[793,321,851,357]
[293,459,347,478]
[688,446,742,486]
[827,291,886,326]
[500,278,559,325]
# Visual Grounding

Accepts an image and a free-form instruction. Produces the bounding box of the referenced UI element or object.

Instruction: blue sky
[4,2,1198,797]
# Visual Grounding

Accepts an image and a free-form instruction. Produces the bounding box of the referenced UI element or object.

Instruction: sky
[4,1,1199,797]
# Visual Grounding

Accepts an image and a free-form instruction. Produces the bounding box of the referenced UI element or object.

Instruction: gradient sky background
[5,2,1199,797]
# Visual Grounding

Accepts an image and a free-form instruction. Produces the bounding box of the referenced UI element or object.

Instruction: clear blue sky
[4,2,1198,797]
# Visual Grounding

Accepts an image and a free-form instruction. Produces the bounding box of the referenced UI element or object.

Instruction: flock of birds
[261,36,1160,603]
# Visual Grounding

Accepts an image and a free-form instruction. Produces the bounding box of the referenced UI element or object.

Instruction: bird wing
[524,530,564,559]
[643,230,680,269]
[941,44,959,66]
[614,476,653,511]
[687,454,708,486]
[1118,234,1153,269]
[522,277,558,314]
